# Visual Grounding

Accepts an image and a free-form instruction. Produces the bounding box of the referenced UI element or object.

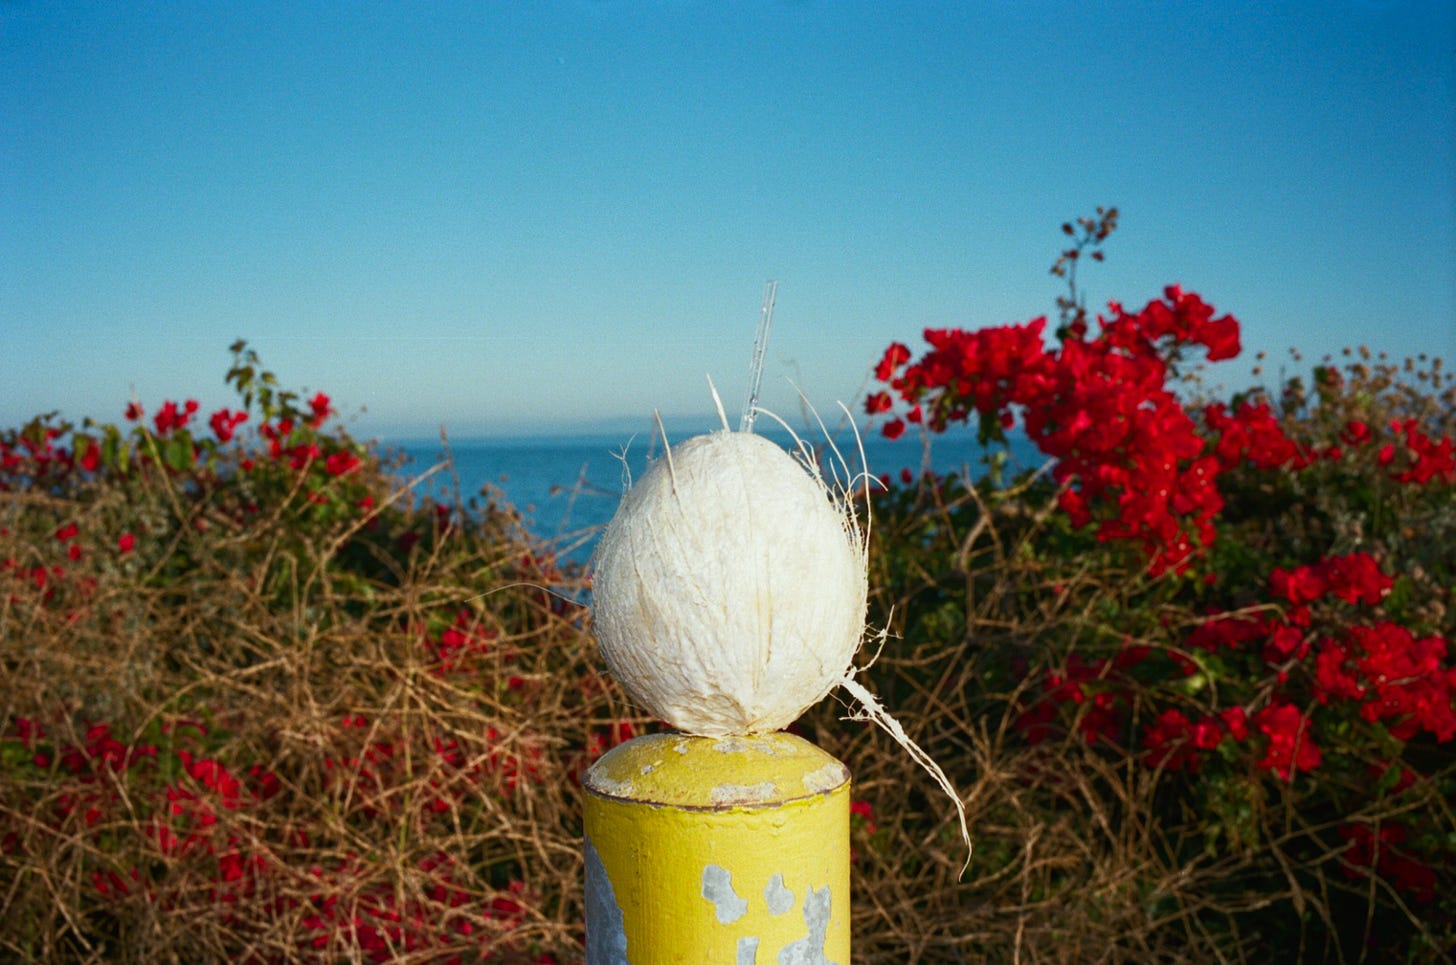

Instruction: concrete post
[583,731,850,964]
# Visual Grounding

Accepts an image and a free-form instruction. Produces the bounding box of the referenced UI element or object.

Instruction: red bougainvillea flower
[1253,702,1321,780]
[77,439,102,472]
[1262,622,1309,664]
[849,799,877,834]
[55,721,156,776]
[1270,553,1392,607]
[152,399,200,436]
[1326,623,1456,742]
[124,401,144,421]
[874,342,912,382]
[285,442,321,471]
[325,450,362,477]
[1012,653,1130,748]
[92,867,141,900]
[1099,285,1242,362]
[1269,565,1326,606]
[1384,418,1456,484]
[1142,709,1200,771]
[1314,640,1365,703]
[208,408,249,443]
[863,390,894,415]
[427,609,500,673]
[178,750,243,806]
[308,392,332,428]
[1341,419,1371,446]
[1142,705,1239,772]
[258,419,296,459]
[1220,706,1249,741]
[1339,822,1437,903]
[1186,613,1267,652]
[1204,401,1312,472]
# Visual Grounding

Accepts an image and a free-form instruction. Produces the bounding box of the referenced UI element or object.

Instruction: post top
[583,731,849,810]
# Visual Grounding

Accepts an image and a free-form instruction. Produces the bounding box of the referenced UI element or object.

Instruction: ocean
[384,424,1043,565]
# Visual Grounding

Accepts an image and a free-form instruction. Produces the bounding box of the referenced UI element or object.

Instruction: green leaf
[163,436,194,472]
[0,740,35,770]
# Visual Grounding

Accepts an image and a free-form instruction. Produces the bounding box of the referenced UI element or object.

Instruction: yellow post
[583,731,850,964]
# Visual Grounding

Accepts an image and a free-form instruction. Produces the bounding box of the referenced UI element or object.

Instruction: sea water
[385,425,1044,566]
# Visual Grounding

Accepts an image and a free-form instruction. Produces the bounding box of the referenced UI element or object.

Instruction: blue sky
[4,1,1453,440]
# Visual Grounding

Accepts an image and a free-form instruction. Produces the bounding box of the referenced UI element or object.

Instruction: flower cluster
[295,853,546,963]
[3,412,610,955]
[152,398,200,435]
[1339,822,1437,904]
[1006,491,1452,901]
[0,341,603,959]
[1141,705,1247,773]
[1187,551,1455,772]
[1316,623,1456,741]
[1381,417,1456,484]
[871,286,1255,574]
[209,407,249,443]
[0,422,86,487]
[871,264,1456,919]
[871,286,1456,581]
[1014,651,1142,748]
[2,616,568,962]
[1204,400,1316,471]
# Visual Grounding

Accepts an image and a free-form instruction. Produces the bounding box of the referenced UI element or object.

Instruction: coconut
[590,429,866,737]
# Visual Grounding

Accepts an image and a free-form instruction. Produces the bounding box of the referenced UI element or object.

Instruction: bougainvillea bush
[0,342,647,962]
[6,219,1454,963]
[826,211,1456,961]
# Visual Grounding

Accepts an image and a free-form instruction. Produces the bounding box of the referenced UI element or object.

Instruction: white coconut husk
[590,422,971,871]
[591,428,865,736]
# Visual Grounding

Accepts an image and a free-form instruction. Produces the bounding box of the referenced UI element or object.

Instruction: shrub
[827,211,1456,961]
[6,219,1453,963]
[0,342,645,962]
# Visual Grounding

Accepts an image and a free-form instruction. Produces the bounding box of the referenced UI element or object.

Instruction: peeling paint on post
[583,732,850,963]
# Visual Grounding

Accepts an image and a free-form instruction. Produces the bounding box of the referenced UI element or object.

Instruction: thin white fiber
[841,675,973,875]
